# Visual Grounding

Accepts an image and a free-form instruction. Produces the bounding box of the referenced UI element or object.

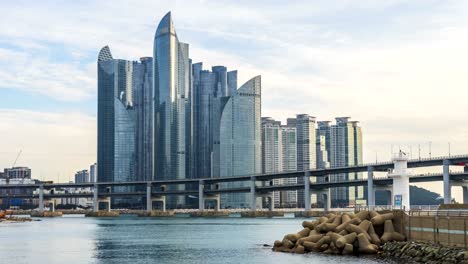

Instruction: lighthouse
[388,150,411,209]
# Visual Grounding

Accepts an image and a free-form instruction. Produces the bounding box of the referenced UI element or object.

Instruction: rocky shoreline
[381,241,468,264]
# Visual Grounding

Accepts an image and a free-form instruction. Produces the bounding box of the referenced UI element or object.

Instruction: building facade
[97,46,136,187]
[153,12,191,208]
[329,117,364,207]
[289,114,317,208]
[220,76,262,208]
[89,163,97,183]
[75,170,89,184]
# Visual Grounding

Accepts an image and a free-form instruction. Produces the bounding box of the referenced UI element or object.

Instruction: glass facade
[153,12,190,208]
[97,46,137,204]
[220,76,262,208]
[133,57,153,182]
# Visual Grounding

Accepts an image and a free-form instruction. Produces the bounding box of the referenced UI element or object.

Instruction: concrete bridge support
[250,176,256,211]
[38,184,44,212]
[257,193,275,211]
[367,166,375,207]
[443,160,451,204]
[315,189,331,211]
[44,199,56,212]
[304,171,311,211]
[97,197,111,212]
[198,181,220,211]
[93,184,98,212]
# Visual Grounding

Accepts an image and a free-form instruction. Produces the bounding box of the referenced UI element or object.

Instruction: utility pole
[448,142,451,157]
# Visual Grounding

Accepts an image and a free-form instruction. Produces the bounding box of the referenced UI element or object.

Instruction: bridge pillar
[268,193,274,211]
[367,166,375,207]
[199,180,204,211]
[304,171,311,211]
[151,196,166,212]
[250,176,256,211]
[146,182,152,213]
[443,160,451,204]
[320,189,331,211]
[38,184,44,212]
[93,184,98,212]
[463,186,468,204]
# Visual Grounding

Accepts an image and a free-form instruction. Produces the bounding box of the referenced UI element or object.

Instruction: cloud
[0,109,96,182]
[1,0,468,200]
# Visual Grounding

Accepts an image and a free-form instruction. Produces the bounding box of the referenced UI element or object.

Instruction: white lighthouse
[388,150,411,210]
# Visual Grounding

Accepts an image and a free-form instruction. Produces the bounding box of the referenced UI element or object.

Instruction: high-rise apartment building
[220,76,262,208]
[262,117,281,207]
[153,12,191,208]
[89,163,97,183]
[329,117,364,207]
[97,46,136,187]
[279,125,298,207]
[191,63,237,181]
[261,118,298,208]
[75,170,90,184]
[133,57,153,182]
[288,114,316,208]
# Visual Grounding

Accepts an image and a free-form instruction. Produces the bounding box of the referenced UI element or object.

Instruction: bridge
[1,154,468,212]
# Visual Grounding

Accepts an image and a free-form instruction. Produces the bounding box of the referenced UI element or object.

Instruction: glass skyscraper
[133,57,154,182]
[153,12,191,208]
[97,46,153,206]
[220,76,262,208]
[97,46,137,202]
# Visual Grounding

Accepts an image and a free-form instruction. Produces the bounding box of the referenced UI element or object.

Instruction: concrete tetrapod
[272,210,406,256]
[380,220,405,243]
[370,212,394,226]
[335,214,361,232]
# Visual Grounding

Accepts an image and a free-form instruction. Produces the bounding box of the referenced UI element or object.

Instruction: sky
[1,0,468,201]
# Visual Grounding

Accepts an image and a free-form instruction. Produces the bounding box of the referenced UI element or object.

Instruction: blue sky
[1,0,468,199]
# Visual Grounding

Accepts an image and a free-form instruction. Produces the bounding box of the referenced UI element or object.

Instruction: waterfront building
[329,117,364,207]
[74,170,89,184]
[97,45,136,187]
[262,117,281,207]
[0,169,37,209]
[153,12,191,208]
[288,114,317,208]
[133,57,154,182]
[220,76,262,208]
[279,125,298,207]
[261,118,298,208]
[1,167,31,180]
[89,163,97,183]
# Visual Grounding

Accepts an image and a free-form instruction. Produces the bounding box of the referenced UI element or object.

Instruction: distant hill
[375,185,441,205]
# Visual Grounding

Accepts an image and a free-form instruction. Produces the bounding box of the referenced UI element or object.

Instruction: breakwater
[381,241,468,263]
[273,210,405,255]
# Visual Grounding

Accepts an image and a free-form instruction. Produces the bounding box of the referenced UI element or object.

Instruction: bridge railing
[408,209,468,217]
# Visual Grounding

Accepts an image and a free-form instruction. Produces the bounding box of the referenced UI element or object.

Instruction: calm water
[0,215,392,264]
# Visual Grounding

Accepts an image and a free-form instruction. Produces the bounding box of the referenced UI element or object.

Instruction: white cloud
[1,0,468,199]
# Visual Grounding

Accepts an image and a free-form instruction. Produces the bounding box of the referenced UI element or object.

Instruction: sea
[0,215,394,264]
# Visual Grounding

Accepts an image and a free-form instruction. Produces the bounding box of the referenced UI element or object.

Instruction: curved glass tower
[153,12,190,208]
[97,46,136,204]
[219,76,262,208]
